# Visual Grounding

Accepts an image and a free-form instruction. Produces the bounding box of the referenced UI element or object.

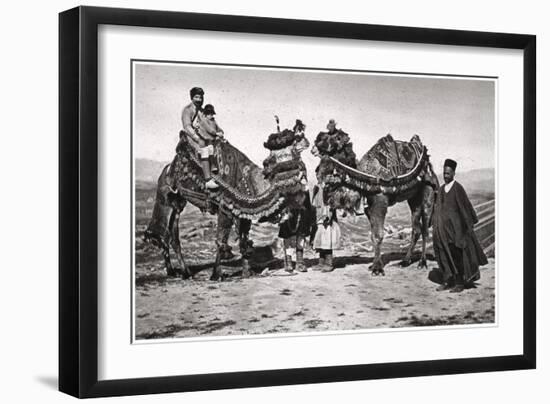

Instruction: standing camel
[313,131,439,275]
[144,120,311,280]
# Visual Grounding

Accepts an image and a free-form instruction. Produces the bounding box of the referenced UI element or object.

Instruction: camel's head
[312,129,363,213]
[312,128,357,185]
[262,119,309,181]
[311,129,356,163]
[292,120,310,154]
[263,119,309,155]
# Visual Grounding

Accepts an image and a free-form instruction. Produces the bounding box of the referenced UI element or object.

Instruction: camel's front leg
[400,193,422,268]
[419,185,436,269]
[238,219,253,278]
[366,194,388,275]
[144,214,176,277]
[211,213,233,281]
[418,231,428,269]
[169,207,192,279]
[144,165,178,277]
[161,241,176,277]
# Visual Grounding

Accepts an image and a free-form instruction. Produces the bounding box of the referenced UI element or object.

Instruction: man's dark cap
[190,87,204,98]
[203,104,216,115]
[444,158,457,171]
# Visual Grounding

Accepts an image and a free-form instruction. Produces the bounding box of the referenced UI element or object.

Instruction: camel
[144,120,312,280]
[312,131,439,275]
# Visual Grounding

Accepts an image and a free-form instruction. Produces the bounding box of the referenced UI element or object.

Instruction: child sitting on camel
[180,87,223,190]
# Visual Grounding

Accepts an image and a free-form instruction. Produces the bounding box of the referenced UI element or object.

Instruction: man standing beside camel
[430,159,488,293]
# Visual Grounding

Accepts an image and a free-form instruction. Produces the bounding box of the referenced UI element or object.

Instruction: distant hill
[135,157,494,196]
[135,158,169,183]
[451,167,495,195]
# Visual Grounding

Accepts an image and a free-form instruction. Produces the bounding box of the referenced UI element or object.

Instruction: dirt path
[135,258,495,340]
[134,190,495,340]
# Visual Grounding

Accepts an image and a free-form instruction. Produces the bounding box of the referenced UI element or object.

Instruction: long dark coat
[431,181,488,284]
[278,192,315,240]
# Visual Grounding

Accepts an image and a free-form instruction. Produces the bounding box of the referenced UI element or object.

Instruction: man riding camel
[326,118,338,135]
[181,87,222,190]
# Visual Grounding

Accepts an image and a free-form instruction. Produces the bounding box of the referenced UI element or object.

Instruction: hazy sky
[134,62,495,175]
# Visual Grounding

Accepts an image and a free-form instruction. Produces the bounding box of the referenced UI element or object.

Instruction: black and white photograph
[1,0,545,401]
[133,61,496,340]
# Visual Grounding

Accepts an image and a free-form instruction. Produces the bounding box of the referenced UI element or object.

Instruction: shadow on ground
[136,250,436,286]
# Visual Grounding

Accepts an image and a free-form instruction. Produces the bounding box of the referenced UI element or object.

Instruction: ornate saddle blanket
[322,134,436,195]
[174,135,305,220]
[358,134,423,181]
[214,140,271,197]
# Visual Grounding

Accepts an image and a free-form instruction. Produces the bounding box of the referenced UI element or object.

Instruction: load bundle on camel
[144,119,313,280]
[313,131,439,275]
[262,122,315,272]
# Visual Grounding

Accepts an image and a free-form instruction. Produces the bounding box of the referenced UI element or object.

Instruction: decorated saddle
[358,134,423,181]
[319,134,438,195]
[172,129,307,220]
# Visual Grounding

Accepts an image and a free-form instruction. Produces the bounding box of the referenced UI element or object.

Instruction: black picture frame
[59,5,536,399]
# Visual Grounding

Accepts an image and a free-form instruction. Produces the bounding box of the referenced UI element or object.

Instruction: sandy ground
[135,256,495,339]
[135,185,495,340]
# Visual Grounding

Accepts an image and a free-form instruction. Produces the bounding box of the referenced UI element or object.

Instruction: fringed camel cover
[320,134,437,195]
[173,132,306,220]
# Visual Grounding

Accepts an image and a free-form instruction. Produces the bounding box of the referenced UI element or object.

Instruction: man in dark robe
[278,191,315,273]
[429,159,488,293]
